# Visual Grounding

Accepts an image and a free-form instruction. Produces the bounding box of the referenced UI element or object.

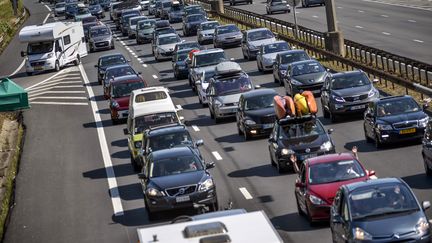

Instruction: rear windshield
[248,29,274,41]
[159,35,181,45]
[135,91,168,103]
[112,81,145,98]
[292,62,325,76]
[264,42,290,54]
[202,22,219,30]
[100,55,127,67]
[214,74,253,96]
[187,15,206,22]
[217,25,239,35]
[90,27,110,37]
[134,112,179,133]
[280,52,310,64]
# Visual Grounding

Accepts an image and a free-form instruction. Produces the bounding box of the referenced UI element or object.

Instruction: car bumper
[269,6,290,12]
[244,123,274,136]
[292,82,324,95]
[217,38,242,47]
[330,102,368,115]
[199,35,214,42]
[277,148,335,167]
[215,106,238,118]
[137,34,152,43]
[26,59,56,72]
[111,108,128,120]
[146,189,217,213]
[92,41,112,50]
[308,203,331,221]
[157,51,174,60]
[377,127,425,144]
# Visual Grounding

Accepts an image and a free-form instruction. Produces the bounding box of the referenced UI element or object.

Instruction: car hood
[352,211,425,237]
[91,35,111,42]
[112,96,130,109]
[55,7,65,11]
[280,133,328,150]
[159,43,178,51]
[218,32,241,39]
[291,72,326,84]
[249,38,276,48]
[378,111,427,125]
[187,20,205,26]
[199,82,209,91]
[309,177,367,204]
[331,85,372,97]
[150,171,206,189]
[215,93,242,104]
[244,108,275,122]
[90,9,102,13]
[27,53,52,62]
[262,52,279,61]
[170,11,184,15]
[201,29,215,35]
[130,24,137,30]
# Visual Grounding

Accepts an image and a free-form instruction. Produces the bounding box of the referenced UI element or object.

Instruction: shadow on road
[271,213,327,232]
[401,173,432,189]
[82,163,134,179]
[111,138,128,147]
[228,164,287,178]
[111,150,130,159]
[344,139,421,153]
[116,183,143,201]
[112,207,201,226]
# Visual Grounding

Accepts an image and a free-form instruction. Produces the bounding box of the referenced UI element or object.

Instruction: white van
[19,21,88,75]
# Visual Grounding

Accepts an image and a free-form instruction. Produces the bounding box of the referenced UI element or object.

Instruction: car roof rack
[278,114,316,126]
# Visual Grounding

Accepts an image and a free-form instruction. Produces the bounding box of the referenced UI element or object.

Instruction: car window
[100,55,126,67]
[308,160,366,185]
[159,35,181,45]
[331,73,371,90]
[195,52,226,67]
[149,131,193,152]
[247,30,274,41]
[263,42,290,54]
[202,22,219,30]
[292,62,325,76]
[134,112,179,134]
[376,98,420,117]
[280,52,310,64]
[244,94,274,111]
[279,120,325,139]
[112,81,145,98]
[187,15,205,22]
[150,154,204,177]
[135,91,168,103]
[213,74,253,96]
[90,27,110,37]
[217,25,239,35]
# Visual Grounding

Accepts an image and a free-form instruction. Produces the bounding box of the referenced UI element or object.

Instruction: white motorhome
[19,21,88,75]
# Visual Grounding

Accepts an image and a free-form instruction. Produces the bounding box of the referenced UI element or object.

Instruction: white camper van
[19,21,88,75]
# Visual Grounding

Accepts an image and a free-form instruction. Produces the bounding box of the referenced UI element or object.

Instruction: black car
[89,4,105,19]
[183,14,207,36]
[94,53,129,84]
[236,89,278,140]
[138,147,218,220]
[321,70,380,122]
[268,115,335,173]
[154,19,171,29]
[65,3,78,19]
[282,59,328,96]
[135,124,204,171]
[422,120,432,176]
[173,41,201,56]
[172,48,194,80]
[330,178,431,243]
[168,3,184,23]
[363,95,428,148]
[273,50,311,86]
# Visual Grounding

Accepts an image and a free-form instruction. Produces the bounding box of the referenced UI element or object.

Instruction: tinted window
[134,112,179,133]
[27,41,53,55]
[292,62,325,76]
[247,29,274,41]
[63,35,71,45]
[90,27,110,37]
[82,16,97,24]
[158,35,181,45]
[162,1,171,7]
[100,55,127,67]
[104,66,135,84]
[331,73,371,90]
[263,42,290,54]
[202,22,219,30]
[112,81,145,98]
[214,74,253,96]
[195,52,226,67]
[217,25,239,34]
[280,52,310,64]
[308,160,366,185]
[149,131,193,152]
[279,120,325,139]
[135,91,168,103]
[377,98,420,117]
[187,14,206,22]
[150,154,204,177]
[177,42,200,51]
[244,94,275,110]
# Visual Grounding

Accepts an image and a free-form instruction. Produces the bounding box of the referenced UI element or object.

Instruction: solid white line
[27,81,82,91]
[152,74,158,79]
[212,151,222,161]
[28,90,85,97]
[413,39,424,43]
[78,64,124,216]
[44,4,51,11]
[408,19,417,23]
[31,101,88,106]
[42,13,50,24]
[362,0,432,11]
[8,59,26,77]
[25,69,67,90]
[120,41,125,45]
[239,187,253,200]
[355,25,364,29]
[29,96,87,100]
[382,32,391,35]
[192,125,200,132]
[381,14,389,17]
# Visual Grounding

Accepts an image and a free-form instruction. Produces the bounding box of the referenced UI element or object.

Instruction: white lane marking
[381,14,389,17]
[137,58,142,62]
[49,85,83,88]
[29,96,87,100]
[312,15,318,18]
[355,25,364,29]
[192,125,200,132]
[28,90,85,97]
[408,19,417,23]
[337,6,343,9]
[212,151,223,161]
[413,39,424,43]
[8,59,25,77]
[78,64,124,216]
[43,13,50,24]
[362,0,432,11]
[152,74,158,79]
[44,4,51,11]
[143,64,148,68]
[27,81,82,91]
[25,69,67,90]
[176,104,182,109]
[382,32,391,35]
[239,187,253,200]
[120,41,125,45]
[132,53,137,57]
[358,10,364,13]
[31,101,88,106]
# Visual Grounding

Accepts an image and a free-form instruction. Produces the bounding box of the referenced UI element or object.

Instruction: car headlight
[281,148,294,155]
[244,119,256,125]
[309,194,325,205]
[157,47,165,53]
[377,124,393,130]
[47,53,53,58]
[146,187,164,197]
[290,79,303,86]
[214,99,223,107]
[415,217,429,235]
[353,227,373,241]
[134,141,142,149]
[199,178,214,192]
[320,141,333,151]
[331,94,345,103]
[419,117,429,128]
[235,34,242,38]
[368,88,379,98]
[111,100,119,108]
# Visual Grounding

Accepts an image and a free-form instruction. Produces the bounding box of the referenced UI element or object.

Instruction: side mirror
[137,172,147,179]
[422,201,431,210]
[138,72,142,75]
[367,170,376,177]
[195,80,201,86]
[332,214,343,224]
[20,51,26,57]
[205,161,215,169]
[326,68,330,72]
[327,128,334,134]
[268,138,275,143]
[123,128,129,135]
[295,181,305,188]
[365,112,373,118]
[94,64,98,68]
[423,104,429,110]
[195,139,204,147]
[254,85,261,89]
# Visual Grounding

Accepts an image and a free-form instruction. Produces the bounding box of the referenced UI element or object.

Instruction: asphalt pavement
[2,2,432,243]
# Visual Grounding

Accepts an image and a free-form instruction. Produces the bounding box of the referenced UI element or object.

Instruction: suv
[321,70,379,122]
[188,48,226,91]
[363,95,428,148]
[266,0,290,14]
[241,28,276,60]
[207,62,254,123]
[273,50,311,85]
[282,59,328,96]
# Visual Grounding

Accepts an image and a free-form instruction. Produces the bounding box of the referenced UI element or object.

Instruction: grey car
[121,13,140,36]
[266,0,290,14]
[54,2,66,17]
[154,33,183,61]
[88,25,114,52]
[197,21,219,45]
[301,0,325,7]
[229,0,252,6]
[282,59,328,96]
[213,24,242,48]
[321,70,379,122]
[241,28,276,60]
[256,41,290,72]
[207,62,254,123]
[188,48,226,91]
[128,16,148,39]
[168,3,184,23]
[160,0,173,20]
[136,19,156,44]
[273,50,311,85]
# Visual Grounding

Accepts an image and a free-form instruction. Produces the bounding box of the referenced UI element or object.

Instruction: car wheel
[111,115,119,125]
[274,74,279,83]
[145,201,158,221]
[295,195,305,216]
[111,44,115,49]
[244,129,251,140]
[305,205,315,226]
[364,126,373,143]
[214,116,220,124]
[209,108,214,119]
[237,123,243,135]
[269,150,276,167]
[258,61,263,72]
[279,76,283,86]
[209,201,218,212]
[423,154,432,176]
[276,161,284,173]
[247,50,253,61]
[322,105,330,118]
[74,55,80,66]
[98,78,102,85]
[55,60,60,72]
[374,133,382,149]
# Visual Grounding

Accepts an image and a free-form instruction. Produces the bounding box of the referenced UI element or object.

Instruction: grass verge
[0,0,27,55]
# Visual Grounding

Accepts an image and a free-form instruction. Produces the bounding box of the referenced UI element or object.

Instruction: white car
[256,40,291,72]
[196,70,216,106]
[54,2,66,17]
[154,33,183,61]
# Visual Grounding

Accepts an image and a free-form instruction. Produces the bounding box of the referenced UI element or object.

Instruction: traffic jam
[18,0,432,241]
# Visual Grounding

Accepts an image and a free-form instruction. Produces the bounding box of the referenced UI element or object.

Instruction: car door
[295,162,308,213]
[332,191,347,243]
[207,82,215,114]
[321,77,331,110]
[423,122,432,166]
[268,122,279,162]
[241,32,247,54]
[237,96,245,131]
[273,55,280,79]
[257,45,263,66]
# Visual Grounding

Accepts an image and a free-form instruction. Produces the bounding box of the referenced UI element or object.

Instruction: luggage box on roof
[215,61,242,76]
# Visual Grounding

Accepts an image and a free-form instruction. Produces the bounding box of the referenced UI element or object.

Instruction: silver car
[154,33,183,61]
[136,19,156,44]
[213,24,242,48]
[54,2,66,17]
[207,61,254,123]
[88,25,114,52]
[241,28,276,60]
[148,0,157,15]
[256,41,291,72]
[128,16,148,39]
[266,0,290,14]
[197,21,220,45]
[188,48,226,91]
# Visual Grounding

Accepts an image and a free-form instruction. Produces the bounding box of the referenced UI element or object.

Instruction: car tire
[247,50,253,61]
[210,108,214,119]
[295,195,305,216]
[111,117,119,125]
[279,76,283,86]
[214,116,221,124]
[244,130,250,140]
[145,202,158,221]
[276,161,284,173]
[423,154,432,176]
[364,126,373,143]
[322,106,330,118]
[111,44,115,49]
[209,201,219,212]
[305,205,315,226]
[74,55,80,66]
[237,123,243,135]
[258,62,263,72]
[55,60,60,72]
[270,151,276,167]
[274,74,279,83]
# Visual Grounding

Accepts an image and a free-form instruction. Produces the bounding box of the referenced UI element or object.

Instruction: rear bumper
[377,128,425,144]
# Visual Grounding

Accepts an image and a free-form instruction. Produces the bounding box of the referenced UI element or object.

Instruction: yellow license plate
[34,66,43,70]
[400,128,416,134]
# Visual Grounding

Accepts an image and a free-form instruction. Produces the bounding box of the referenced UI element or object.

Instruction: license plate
[301,153,316,160]
[34,66,43,70]
[175,195,190,203]
[263,123,274,129]
[351,105,365,110]
[400,128,416,134]
[120,111,128,117]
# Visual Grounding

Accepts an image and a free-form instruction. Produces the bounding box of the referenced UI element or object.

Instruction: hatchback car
[88,25,114,52]
[282,59,328,96]
[95,53,129,85]
[151,27,177,49]
[188,48,227,91]
[74,7,92,22]
[273,50,311,85]
[422,120,432,176]
[138,147,218,220]
[256,41,291,72]
[268,115,335,173]
[159,0,173,20]
[128,16,148,39]
[364,95,428,148]
[321,70,380,122]
[168,3,184,23]
[102,64,138,92]
[241,28,276,60]
[89,4,104,19]
[295,153,374,223]
[236,89,278,140]
[330,178,430,243]
[266,0,290,14]
[154,33,183,61]
[197,21,220,45]
[136,19,156,44]
[172,48,194,79]
[183,14,207,36]
[214,24,242,48]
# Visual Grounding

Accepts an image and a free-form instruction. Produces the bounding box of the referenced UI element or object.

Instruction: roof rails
[278,114,316,126]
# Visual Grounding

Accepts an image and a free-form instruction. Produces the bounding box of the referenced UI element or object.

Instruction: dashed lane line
[408,19,416,23]
[413,39,424,43]
[358,10,364,13]
[381,14,389,17]
[176,104,182,110]
[355,25,364,29]
[382,32,391,35]
[152,74,158,79]
[212,151,223,161]
[239,187,253,200]
[143,64,148,68]
[44,4,51,11]
[192,125,200,132]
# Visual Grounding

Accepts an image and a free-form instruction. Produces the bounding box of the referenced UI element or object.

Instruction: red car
[294,153,375,223]
[107,75,147,124]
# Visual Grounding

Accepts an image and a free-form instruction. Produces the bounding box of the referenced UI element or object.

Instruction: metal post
[293,5,298,39]
[324,0,345,56]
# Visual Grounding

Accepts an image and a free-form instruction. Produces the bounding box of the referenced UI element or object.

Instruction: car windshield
[187,15,205,22]
[245,94,274,110]
[308,160,365,185]
[217,25,239,34]
[264,42,290,54]
[201,70,216,84]
[349,184,419,220]
[195,52,226,67]
[89,4,101,11]
[292,62,325,76]
[271,0,287,5]
[27,41,53,55]
[202,22,219,30]
[280,52,310,64]
[77,8,90,15]
[134,112,179,133]
[162,1,171,7]
[100,56,127,67]
[214,74,252,96]
[123,14,138,24]
[112,81,145,98]
[178,42,200,51]
[280,120,325,139]
[171,5,183,11]
[159,35,180,45]
[377,98,420,117]
[149,131,193,152]
[56,3,65,8]
[66,4,77,11]
[82,16,97,23]
[138,21,154,29]
[150,154,203,178]
[331,73,371,90]
[248,30,274,41]
[157,28,176,36]
[186,8,203,15]
[104,66,135,84]
[90,27,110,37]
[135,91,168,103]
